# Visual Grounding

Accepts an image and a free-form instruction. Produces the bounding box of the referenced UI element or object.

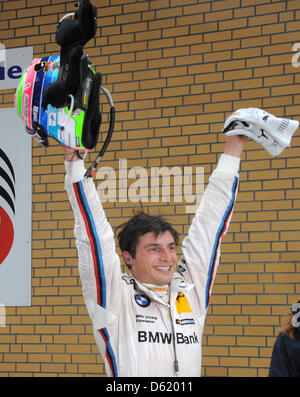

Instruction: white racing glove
[222,108,299,156]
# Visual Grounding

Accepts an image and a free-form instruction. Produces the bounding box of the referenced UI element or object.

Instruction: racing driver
[63,133,247,377]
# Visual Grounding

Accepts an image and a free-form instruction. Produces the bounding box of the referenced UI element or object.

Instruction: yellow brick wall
[1,0,300,377]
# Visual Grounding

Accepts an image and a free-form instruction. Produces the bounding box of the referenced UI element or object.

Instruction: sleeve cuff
[64,159,86,183]
[216,153,240,176]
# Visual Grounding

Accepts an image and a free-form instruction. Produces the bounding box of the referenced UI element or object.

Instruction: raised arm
[181,135,247,312]
[63,147,122,330]
[224,134,248,158]
[63,146,81,162]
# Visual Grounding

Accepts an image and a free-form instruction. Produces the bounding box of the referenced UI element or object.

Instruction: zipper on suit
[170,305,179,376]
[141,284,180,376]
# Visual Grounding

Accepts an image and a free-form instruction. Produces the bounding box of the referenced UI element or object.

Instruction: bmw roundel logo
[134,294,150,308]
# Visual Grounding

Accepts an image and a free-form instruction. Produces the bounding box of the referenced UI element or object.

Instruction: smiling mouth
[156,266,171,272]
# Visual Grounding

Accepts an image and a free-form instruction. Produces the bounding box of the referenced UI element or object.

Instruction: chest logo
[176,292,192,314]
[135,294,151,308]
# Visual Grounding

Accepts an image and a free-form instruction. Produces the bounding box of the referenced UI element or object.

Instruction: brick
[41,363,65,373]
[52,354,72,363]
[78,364,103,374]
[228,367,258,377]
[250,357,271,368]
[242,36,270,49]
[207,336,236,346]
[205,9,233,22]
[205,367,227,376]
[204,31,231,43]
[3,1,26,11]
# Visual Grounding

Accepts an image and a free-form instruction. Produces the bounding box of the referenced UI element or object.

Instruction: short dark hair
[116,210,179,268]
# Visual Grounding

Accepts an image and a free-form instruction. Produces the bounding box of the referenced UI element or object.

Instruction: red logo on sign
[0,206,14,264]
[0,148,15,265]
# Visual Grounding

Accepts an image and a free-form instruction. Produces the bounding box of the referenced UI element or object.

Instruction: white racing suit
[64,154,240,377]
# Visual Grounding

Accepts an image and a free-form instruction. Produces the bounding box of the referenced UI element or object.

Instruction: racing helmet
[14,0,115,177]
[14,54,109,150]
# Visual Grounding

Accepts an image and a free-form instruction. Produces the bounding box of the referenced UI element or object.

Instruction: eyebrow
[145,242,176,248]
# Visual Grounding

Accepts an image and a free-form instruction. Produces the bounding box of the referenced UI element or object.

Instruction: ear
[122,251,132,265]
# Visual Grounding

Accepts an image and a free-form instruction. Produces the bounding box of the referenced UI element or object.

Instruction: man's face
[129,231,178,286]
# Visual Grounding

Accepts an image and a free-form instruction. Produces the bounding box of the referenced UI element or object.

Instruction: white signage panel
[0,45,33,90]
[0,108,32,306]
